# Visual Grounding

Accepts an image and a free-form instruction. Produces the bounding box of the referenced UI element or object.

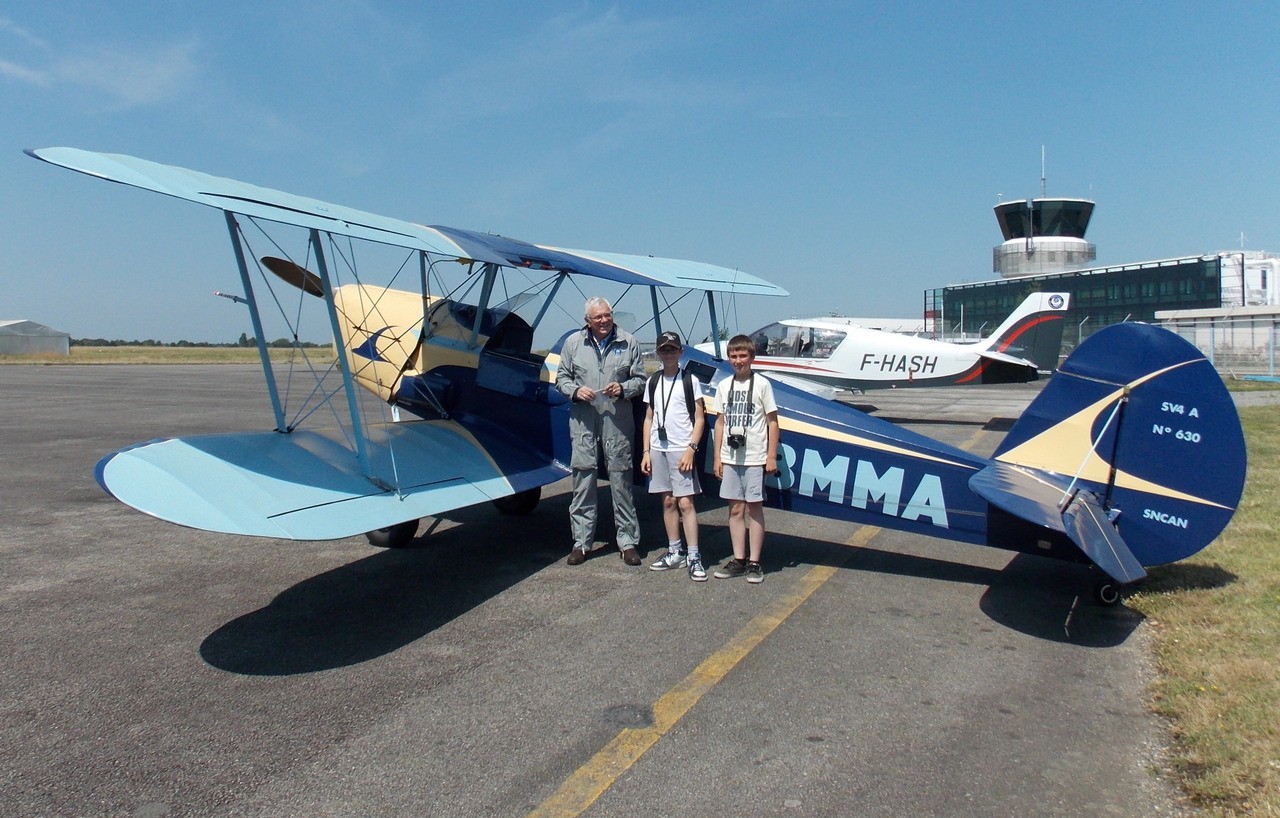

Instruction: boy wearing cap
[640,331,708,581]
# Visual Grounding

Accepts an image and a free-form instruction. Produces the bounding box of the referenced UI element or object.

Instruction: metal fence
[1160,314,1280,379]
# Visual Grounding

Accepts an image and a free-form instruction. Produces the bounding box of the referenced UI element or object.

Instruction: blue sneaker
[687,556,707,582]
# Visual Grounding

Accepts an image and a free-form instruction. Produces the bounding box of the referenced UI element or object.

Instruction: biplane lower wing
[95,421,567,540]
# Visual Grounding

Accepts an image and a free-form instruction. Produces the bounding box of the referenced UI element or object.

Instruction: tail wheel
[492,487,541,516]
[1093,580,1122,607]
[366,519,419,548]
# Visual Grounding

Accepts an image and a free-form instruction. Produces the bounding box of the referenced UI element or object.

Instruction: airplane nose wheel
[1092,579,1122,607]
[366,519,420,549]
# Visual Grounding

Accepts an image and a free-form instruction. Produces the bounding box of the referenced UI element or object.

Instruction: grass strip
[1128,405,1280,814]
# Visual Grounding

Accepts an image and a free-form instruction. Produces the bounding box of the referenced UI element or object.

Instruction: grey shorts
[720,463,765,502]
[648,449,702,498]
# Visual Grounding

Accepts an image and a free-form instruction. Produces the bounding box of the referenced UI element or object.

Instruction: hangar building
[0,320,71,356]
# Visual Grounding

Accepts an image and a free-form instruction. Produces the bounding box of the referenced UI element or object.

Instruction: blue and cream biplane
[29,148,1247,605]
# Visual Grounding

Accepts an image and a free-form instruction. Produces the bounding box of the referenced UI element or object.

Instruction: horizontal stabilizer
[977,349,1038,369]
[1061,488,1146,584]
[95,421,566,540]
[969,462,1145,584]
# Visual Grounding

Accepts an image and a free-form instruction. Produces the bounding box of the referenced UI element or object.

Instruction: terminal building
[923,197,1280,372]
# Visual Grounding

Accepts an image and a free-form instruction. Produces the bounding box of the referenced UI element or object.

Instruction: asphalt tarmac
[0,366,1188,817]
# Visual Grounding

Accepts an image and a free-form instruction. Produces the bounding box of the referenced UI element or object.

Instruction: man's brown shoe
[567,548,587,566]
[621,547,641,566]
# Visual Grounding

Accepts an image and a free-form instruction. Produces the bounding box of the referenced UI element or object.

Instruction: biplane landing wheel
[492,487,541,516]
[366,519,419,549]
[1093,580,1122,607]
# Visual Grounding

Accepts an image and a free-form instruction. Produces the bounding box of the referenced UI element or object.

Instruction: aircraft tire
[1093,580,1121,607]
[365,519,419,549]
[492,487,541,516]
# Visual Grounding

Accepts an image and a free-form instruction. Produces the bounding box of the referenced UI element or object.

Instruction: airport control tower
[992,198,1096,278]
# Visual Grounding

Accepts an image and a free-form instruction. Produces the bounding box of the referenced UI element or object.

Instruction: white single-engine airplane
[700,292,1070,393]
[29,147,1247,605]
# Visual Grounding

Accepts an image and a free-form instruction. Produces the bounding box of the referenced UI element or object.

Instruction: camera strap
[731,373,754,428]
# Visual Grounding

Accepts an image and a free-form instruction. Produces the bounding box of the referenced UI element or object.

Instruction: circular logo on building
[1048,294,1065,309]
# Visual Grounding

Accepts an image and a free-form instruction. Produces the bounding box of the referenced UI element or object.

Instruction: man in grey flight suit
[556,296,646,566]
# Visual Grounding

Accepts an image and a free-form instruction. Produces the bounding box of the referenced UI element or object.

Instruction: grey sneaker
[649,550,687,571]
[688,556,707,582]
[745,561,764,584]
[713,558,746,579]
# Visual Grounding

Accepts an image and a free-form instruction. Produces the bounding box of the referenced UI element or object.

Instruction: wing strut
[530,272,567,331]
[706,291,724,359]
[650,286,662,336]
[469,263,499,349]
[310,228,378,484]
[225,212,287,432]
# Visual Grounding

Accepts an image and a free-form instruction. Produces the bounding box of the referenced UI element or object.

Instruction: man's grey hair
[584,296,612,318]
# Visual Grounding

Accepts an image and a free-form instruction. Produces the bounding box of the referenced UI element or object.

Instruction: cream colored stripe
[704,401,976,470]
[995,360,1231,508]
[526,525,881,818]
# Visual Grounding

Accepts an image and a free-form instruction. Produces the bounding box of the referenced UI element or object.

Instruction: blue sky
[3,1,1278,343]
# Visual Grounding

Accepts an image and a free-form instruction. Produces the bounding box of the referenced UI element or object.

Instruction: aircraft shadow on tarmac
[199,492,1238,674]
[199,496,578,676]
[762,528,1215,648]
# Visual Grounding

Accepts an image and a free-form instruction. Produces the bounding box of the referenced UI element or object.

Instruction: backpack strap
[682,370,696,419]
[648,368,698,421]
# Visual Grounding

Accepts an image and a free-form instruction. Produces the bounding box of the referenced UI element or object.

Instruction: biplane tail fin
[979,292,1070,372]
[980,322,1246,574]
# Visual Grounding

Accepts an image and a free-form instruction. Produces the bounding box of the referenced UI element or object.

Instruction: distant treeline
[72,333,327,349]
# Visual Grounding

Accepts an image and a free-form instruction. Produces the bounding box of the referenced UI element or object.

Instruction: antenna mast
[1041,145,1046,198]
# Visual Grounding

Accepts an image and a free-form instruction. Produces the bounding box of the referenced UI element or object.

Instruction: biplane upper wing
[97,419,565,540]
[25,147,503,262]
[27,147,787,297]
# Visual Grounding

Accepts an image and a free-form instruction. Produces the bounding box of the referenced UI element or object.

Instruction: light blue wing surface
[96,421,566,540]
[27,147,787,296]
[548,246,787,296]
[25,147,506,263]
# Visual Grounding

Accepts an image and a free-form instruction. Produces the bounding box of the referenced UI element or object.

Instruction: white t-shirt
[712,373,777,466]
[643,370,696,452]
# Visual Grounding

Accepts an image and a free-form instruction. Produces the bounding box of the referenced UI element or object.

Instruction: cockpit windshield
[750,323,845,359]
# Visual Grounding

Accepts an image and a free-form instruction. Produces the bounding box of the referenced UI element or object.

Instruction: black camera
[657,426,668,443]
[727,432,746,449]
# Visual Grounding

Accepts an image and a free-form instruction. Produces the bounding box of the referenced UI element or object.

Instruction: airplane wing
[25,147,503,263]
[968,461,1146,584]
[27,147,786,297]
[95,420,567,540]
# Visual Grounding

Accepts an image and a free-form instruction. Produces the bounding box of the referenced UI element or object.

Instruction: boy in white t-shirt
[711,334,780,584]
[640,331,708,581]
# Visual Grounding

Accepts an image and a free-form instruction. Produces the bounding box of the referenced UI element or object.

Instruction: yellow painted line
[959,426,990,454]
[529,427,989,817]
[527,525,881,818]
